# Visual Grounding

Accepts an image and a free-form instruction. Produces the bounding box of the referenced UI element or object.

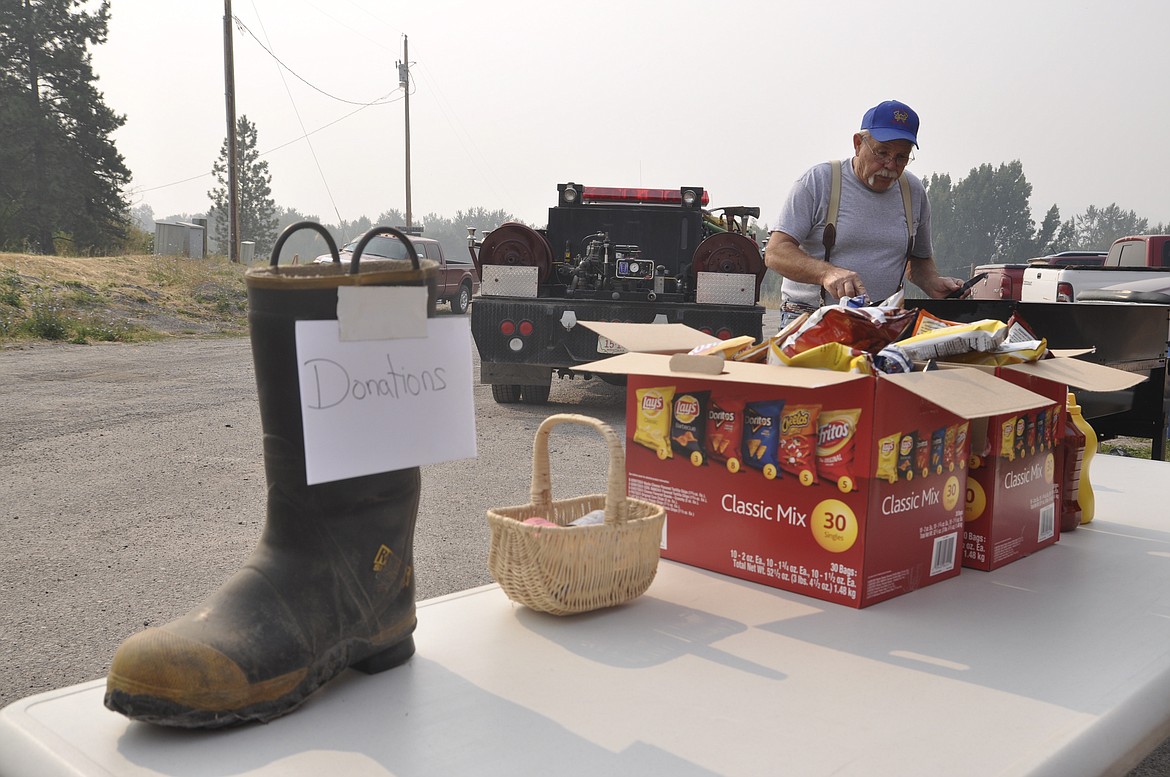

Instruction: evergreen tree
[1066,204,1149,250]
[925,161,1054,272]
[922,173,958,272]
[1033,204,1062,256]
[419,207,517,262]
[0,0,130,254]
[209,115,278,258]
[268,205,333,264]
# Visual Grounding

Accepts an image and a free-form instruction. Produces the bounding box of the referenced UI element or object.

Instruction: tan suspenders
[824,160,916,293]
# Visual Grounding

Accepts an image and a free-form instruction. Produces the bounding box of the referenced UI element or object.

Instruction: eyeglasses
[863,136,914,167]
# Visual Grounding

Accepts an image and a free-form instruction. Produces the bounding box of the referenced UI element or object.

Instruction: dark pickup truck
[413,237,480,314]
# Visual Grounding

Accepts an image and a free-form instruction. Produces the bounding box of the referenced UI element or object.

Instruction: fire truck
[468,182,767,404]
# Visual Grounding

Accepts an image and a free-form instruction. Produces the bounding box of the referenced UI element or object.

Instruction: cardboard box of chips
[945,356,1144,571]
[580,322,1051,608]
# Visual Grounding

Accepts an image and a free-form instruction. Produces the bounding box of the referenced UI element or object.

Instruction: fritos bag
[817,409,862,492]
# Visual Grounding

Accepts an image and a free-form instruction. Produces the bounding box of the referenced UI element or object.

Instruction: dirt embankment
[1,252,249,344]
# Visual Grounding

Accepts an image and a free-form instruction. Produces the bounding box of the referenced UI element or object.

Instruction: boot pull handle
[350,226,422,275]
[269,221,340,266]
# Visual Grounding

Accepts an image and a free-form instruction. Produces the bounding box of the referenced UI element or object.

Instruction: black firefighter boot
[104,225,438,727]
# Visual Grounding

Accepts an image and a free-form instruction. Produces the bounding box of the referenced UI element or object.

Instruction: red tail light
[716,328,733,340]
[1056,282,1074,303]
[499,320,516,335]
[518,320,534,336]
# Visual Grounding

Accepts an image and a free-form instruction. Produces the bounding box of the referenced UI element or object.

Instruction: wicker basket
[487,413,666,615]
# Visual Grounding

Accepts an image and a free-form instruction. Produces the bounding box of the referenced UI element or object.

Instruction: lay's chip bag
[634,386,676,460]
[875,431,901,484]
[671,390,710,465]
[897,431,918,481]
[999,417,1017,461]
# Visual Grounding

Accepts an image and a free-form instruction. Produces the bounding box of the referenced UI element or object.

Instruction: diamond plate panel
[696,272,756,305]
[480,265,539,297]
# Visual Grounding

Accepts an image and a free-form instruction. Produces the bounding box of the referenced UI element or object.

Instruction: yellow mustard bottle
[1068,392,1098,524]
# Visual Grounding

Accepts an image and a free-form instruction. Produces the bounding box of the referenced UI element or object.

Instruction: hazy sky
[91,0,1169,238]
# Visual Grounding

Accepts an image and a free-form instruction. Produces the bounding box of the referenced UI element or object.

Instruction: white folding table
[3,454,1170,777]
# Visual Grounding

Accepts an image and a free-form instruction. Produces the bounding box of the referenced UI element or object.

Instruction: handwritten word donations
[304,355,447,410]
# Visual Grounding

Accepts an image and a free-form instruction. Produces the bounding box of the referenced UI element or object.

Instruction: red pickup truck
[315,232,480,313]
[410,236,481,314]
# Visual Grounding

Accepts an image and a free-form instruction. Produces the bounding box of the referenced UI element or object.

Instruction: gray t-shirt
[773,159,933,307]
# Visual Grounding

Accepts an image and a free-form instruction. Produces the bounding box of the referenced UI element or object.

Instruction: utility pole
[398,36,412,229]
[223,0,240,262]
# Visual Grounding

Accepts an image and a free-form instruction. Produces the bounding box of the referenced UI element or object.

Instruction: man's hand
[821,266,867,301]
[765,232,868,300]
[918,275,964,299]
[907,256,964,299]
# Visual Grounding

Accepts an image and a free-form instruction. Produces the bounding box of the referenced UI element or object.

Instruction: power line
[247,1,342,225]
[413,61,514,208]
[297,0,397,53]
[135,6,408,209]
[231,15,401,106]
[133,91,402,197]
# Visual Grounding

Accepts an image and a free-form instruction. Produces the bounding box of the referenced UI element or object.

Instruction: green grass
[0,252,249,345]
[0,268,22,307]
[1098,437,1154,460]
[1,289,150,343]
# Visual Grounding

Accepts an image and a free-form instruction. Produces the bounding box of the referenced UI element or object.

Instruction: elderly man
[765,99,963,320]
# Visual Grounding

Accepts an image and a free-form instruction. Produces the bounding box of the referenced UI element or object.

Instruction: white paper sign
[295,317,477,485]
[336,286,428,341]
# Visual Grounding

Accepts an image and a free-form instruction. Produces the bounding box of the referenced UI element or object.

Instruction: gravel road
[0,329,626,709]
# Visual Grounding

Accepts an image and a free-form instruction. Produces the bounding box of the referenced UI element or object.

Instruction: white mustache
[867,169,899,186]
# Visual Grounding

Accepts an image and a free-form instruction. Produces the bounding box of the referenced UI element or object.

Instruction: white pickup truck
[1020,235,1170,302]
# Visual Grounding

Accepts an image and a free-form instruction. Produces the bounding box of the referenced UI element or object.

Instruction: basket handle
[350,225,422,274]
[270,221,340,266]
[530,413,628,526]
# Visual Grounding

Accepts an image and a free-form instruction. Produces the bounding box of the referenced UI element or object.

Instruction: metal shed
[154,221,206,258]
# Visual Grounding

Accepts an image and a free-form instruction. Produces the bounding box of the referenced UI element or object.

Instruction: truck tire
[519,384,551,405]
[491,384,523,404]
[452,282,472,315]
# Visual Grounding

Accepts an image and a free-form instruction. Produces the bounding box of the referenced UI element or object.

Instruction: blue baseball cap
[861,100,920,147]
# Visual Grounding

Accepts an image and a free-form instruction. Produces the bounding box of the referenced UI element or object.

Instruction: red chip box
[581,322,1050,608]
[948,355,1145,570]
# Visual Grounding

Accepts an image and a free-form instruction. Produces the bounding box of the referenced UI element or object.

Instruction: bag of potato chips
[707,397,746,473]
[743,399,784,480]
[671,390,711,465]
[633,386,676,460]
[778,403,821,485]
[817,408,862,492]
